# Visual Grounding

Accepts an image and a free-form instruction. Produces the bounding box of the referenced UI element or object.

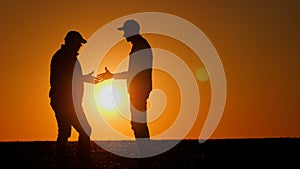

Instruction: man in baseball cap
[50,30,95,168]
[98,19,153,167]
[64,30,87,44]
[117,19,141,39]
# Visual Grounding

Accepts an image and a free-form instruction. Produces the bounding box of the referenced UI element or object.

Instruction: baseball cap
[117,19,140,32]
[64,30,87,44]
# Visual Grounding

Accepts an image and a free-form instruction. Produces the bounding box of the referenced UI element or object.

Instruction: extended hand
[96,67,113,83]
[82,71,98,84]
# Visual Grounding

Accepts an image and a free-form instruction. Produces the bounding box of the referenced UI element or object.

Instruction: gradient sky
[0,0,299,141]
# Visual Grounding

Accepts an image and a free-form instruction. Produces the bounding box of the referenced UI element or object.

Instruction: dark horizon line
[1,137,299,143]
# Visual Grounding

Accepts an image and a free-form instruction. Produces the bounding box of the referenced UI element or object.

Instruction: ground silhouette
[0,138,299,168]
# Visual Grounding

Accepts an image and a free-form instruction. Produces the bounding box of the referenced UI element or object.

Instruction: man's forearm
[113,71,128,79]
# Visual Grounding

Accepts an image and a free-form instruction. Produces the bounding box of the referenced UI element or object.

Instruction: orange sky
[0,0,299,141]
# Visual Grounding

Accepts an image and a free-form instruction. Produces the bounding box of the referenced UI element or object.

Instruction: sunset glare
[94,80,128,116]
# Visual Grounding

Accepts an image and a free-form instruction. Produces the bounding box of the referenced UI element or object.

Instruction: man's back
[49,45,77,101]
[127,34,153,96]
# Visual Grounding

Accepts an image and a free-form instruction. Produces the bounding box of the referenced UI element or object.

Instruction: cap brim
[117,27,124,31]
[81,38,87,44]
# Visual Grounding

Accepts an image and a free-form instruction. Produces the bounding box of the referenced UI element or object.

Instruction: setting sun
[94,80,129,116]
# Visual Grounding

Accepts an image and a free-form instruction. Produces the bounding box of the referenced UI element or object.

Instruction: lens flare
[196,67,209,82]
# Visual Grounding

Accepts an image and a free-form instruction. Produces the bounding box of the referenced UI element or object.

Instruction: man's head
[64,30,87,51]
[117,19,140,41]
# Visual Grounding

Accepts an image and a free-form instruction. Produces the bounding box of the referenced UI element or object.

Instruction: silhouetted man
[49,30,95,168]
[98,19,153,161]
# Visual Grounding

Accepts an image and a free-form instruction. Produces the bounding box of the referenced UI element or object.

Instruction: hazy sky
[0,0,299,141]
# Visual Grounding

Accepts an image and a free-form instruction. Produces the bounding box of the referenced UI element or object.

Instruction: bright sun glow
[94,80,128,115]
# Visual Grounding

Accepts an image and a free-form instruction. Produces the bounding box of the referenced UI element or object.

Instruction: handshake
[86,67,113,84]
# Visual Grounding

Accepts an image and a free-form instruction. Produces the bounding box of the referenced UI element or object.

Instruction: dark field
[1,138,299,169]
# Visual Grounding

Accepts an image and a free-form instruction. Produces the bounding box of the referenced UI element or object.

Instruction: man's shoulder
[51,47,64,58]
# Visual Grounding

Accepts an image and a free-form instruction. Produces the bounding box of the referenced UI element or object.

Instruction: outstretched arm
[96,67,128,83]
[82,71,98,84]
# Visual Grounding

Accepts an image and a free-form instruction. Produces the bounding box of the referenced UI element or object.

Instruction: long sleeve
[113,71,129,79]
